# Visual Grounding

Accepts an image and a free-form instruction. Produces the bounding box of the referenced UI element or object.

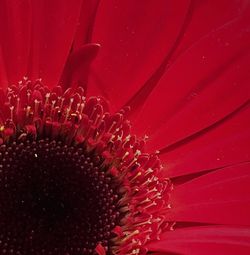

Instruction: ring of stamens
[0,78,173,255]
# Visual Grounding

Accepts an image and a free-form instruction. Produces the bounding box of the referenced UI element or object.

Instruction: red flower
[0,1,250,255]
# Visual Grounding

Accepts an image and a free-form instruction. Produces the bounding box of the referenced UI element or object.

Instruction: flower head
[0,78,172,254]
[0,1,250,255]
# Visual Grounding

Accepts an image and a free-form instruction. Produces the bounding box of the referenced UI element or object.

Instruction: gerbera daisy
[0,0,249,255]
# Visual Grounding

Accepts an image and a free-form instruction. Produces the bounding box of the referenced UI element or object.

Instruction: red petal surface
[0,48,8,89]
[160,103,250,177]
[172,0,250,60]
[27,0,83,87]
[87,0,190,111]
[131,11,250,151]
[73,0,100,49]
[124,0,249,117]
[165,163,250,225]
[60,43,100,90]
[147,225,250,255]
[0,0,82,88]
[0,0,31,88]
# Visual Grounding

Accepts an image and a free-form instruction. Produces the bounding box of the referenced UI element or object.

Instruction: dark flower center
[0,139,120,254]
[0,78,173,255]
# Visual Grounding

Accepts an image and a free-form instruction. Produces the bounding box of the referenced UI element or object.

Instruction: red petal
[132,10,250,151]
[124,0,249,117]
[28,0,83,88]
[165,163,250,225]
[73,0,100,49]
[173,0,250,60]
[0,48,8,89]
[60,43,100,90]
[87,0,190,111]
[146,225,250,255]
[0,0,83,88]
[0,0,32,86]
[160,104,250,177]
